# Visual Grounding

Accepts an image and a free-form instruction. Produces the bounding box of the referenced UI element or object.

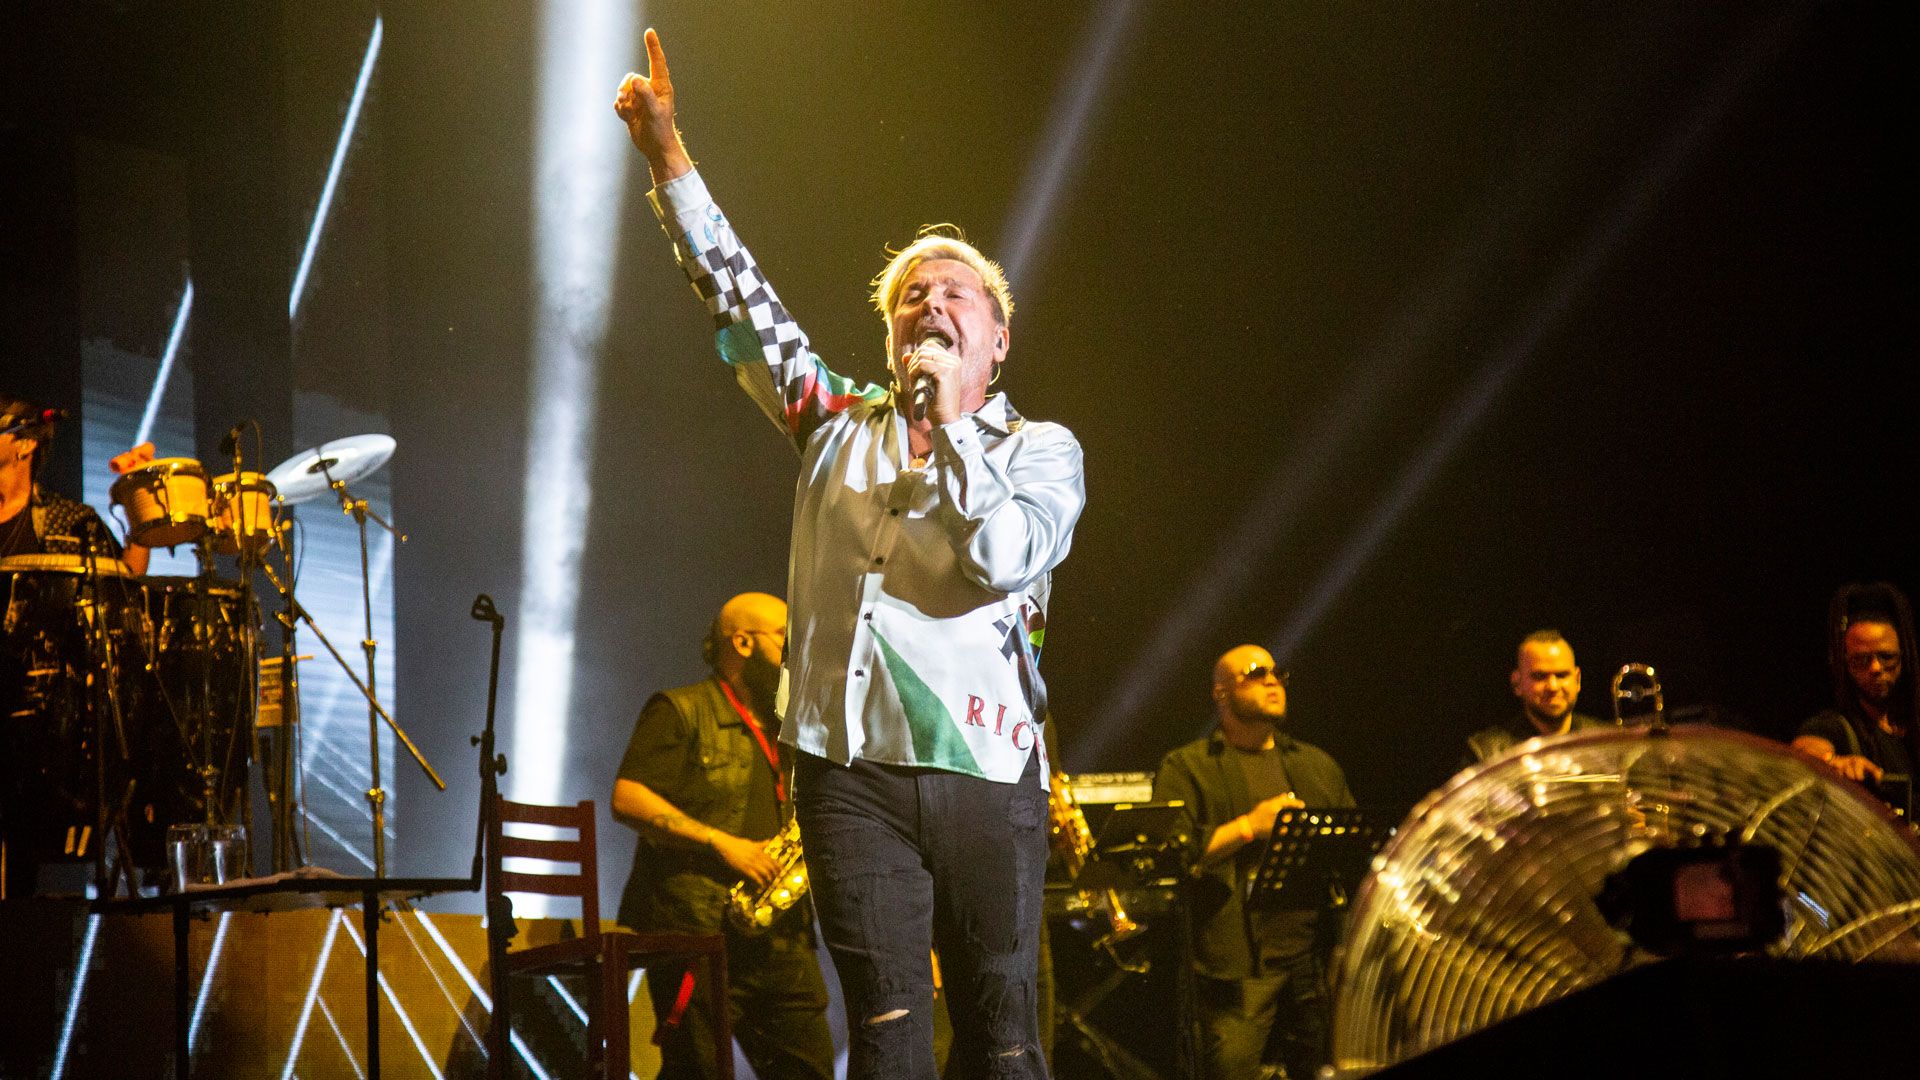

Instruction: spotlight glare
[50,914,101,1080]
[511,0,638,857]
[187,912,233,1054]
[281,910,346,1080]
[1001,0,1140,284]
[340,914,445,1079]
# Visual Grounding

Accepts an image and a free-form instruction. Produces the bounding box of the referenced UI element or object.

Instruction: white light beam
[136,279,193,447]
[511,0,637,831]
[290,15,384,322]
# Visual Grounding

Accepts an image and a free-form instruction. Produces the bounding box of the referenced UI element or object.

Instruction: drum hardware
[4,520,150,894]
[261,434,437,878]
[108,458,211,548]
[264,434,396,506]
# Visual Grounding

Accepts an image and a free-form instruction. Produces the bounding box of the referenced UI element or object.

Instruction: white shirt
[650,170,1085,784]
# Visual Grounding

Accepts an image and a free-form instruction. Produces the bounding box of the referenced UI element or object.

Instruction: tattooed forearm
[646,812,714,848]
[648,812,695,835]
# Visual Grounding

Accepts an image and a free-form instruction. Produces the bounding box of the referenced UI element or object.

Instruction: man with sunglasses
[1154,645,1355,1080]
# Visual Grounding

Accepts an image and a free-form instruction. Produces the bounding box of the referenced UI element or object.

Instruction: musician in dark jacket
[1154,644,1354,1080]
[611,592,832,1080]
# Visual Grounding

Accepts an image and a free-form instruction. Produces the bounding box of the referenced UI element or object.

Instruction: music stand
[1057,801,1196,1079]
[1073,801,1193,894]
[1245,807,1390,911]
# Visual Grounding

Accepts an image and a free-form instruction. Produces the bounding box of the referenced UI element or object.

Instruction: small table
[94,873,476,1079]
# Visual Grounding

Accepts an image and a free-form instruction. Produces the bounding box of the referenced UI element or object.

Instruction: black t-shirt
[1798,708,1914,819]
[1798,709,1913,777]
[0,505,37,558]
[0,492,123,560]
[1232,742,1295,804]
[1231,740,1325,964]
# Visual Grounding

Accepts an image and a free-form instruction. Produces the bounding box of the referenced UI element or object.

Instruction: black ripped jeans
[795,750,1050,1080]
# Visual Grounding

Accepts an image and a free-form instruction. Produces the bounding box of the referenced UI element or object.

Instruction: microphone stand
[468,594,508,887]
[317,459,421,878]
[254,557,446,874]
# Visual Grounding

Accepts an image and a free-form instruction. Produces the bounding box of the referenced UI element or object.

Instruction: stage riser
[0,903,666,1079]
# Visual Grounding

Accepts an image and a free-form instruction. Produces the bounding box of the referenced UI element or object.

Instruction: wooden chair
[484,796,732,1080]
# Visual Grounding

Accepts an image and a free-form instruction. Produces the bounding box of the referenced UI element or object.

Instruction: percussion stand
[265,525,304,871]
[254,555,445,863]
[192,541,220,827]
[320,461,404,876]
[219,429,262,842]
[78,519,138,896]
[271,464,440,879]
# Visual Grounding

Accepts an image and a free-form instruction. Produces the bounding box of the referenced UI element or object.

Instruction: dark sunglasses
[1235,663,1289,686]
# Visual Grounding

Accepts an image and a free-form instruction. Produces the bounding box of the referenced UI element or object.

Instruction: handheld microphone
[907,332,952,419]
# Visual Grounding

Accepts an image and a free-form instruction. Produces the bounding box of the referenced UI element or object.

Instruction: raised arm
[615,29,886,448]
[614,28,691,186]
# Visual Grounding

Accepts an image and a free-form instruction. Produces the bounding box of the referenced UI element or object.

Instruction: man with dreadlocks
[1792,582,1920,819]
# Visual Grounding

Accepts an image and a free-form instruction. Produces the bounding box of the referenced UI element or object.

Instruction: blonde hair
[870,224,1013,328]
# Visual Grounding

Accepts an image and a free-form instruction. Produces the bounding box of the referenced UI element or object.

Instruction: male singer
[617,28,1084,1080]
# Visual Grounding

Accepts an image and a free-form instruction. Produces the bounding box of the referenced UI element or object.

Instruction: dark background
[6,0,1913,900]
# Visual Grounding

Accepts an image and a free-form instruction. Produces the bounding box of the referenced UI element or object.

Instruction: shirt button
[888,509,900,517]
[854,669,865,678]
[873,556,885,565]
[862,612,872,621]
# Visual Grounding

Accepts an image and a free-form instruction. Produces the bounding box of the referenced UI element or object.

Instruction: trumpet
[1049,772,1144,945]
[726,816,810,933]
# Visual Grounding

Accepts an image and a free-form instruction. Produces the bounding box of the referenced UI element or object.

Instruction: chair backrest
[486,795,602,932]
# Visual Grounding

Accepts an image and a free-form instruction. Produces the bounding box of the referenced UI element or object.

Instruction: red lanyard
[717,679,786,802]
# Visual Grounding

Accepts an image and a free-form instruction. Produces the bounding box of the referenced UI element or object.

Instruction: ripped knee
[865,1008,910,1026]
[994,1045,1025,1058]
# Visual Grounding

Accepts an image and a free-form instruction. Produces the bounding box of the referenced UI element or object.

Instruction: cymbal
[266,434,396,505]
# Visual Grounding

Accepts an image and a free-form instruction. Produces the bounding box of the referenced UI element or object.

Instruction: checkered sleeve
[649,170,888,449]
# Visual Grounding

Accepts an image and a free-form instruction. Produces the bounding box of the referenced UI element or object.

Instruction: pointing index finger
[645,27,670,85]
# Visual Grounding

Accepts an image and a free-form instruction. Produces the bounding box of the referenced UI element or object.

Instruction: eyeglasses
[1235,663,1289,686]
[743,628,786,642]
[1846,651,1901,672]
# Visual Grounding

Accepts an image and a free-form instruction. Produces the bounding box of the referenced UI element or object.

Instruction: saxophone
[1049,772,1143,945]
[726,816,810,933]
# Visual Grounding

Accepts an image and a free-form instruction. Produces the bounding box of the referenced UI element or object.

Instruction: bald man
[1153,645,1355,1080]
[611,592,833,1080]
